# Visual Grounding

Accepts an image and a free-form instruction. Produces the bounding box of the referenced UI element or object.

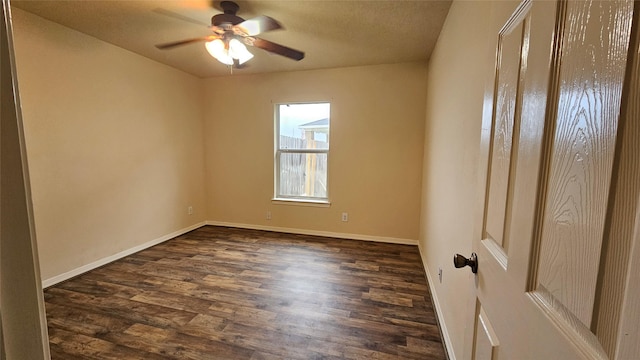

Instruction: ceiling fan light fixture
[229,39,254,64]
[205,38,253,66]
[205,39,233,65]
[157,1,303,67]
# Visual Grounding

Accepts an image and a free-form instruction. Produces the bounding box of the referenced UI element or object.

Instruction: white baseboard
[205,221,418,246]
[42,221,207,288]
[418,242,456,360]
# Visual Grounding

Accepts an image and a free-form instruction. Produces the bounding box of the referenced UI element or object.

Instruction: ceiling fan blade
[251,38,304,61]
[235,15,282,36]
[155,36,217,50]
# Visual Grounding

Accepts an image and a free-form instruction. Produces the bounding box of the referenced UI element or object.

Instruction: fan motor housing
[212,13,244,26]
[213,1,243,26]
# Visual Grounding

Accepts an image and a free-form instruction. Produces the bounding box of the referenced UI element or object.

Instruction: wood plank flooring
[44,226,446,359]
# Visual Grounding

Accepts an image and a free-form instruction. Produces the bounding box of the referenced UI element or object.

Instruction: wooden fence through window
[279,135,328,198]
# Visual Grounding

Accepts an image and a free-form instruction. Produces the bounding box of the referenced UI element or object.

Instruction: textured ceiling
[10,0,451,78]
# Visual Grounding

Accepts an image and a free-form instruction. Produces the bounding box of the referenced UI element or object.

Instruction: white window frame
[273,101,330,205]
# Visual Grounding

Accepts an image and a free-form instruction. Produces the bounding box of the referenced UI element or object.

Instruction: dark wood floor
[44,226,446,359]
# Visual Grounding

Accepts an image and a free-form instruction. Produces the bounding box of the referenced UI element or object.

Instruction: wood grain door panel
[469,1,638,359]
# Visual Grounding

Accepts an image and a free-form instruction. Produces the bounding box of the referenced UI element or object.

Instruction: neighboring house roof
[298,118,329,134]
[299,118,329,128]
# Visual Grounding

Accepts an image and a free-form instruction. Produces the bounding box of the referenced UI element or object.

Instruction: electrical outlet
[341,212,348,222]
[438,267,443,283]
[266,211,272,220]
[188,206,193,215]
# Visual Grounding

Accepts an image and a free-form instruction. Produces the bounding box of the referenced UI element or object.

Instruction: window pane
[278,152,327,198]
[278,103,330,150]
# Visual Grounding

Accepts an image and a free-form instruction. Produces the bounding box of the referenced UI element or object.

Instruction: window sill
[271,198,331,208]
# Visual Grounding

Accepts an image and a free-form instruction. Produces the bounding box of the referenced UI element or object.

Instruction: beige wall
[203,63,427,241]
[12,9,207,282]
[420,1,494,358]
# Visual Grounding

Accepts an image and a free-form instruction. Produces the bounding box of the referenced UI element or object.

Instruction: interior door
[465,0,639,359]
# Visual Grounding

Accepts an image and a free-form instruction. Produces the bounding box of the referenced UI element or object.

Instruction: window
[275,102,330,202]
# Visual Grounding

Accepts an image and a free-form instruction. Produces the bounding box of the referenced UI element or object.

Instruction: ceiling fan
[155,1,305,68]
